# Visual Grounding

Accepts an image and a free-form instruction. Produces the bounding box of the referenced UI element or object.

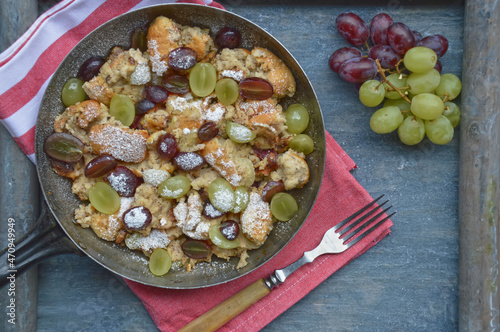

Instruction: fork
[179,195,395,332]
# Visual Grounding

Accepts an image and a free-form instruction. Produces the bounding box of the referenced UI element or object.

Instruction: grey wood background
[0,0,479,331]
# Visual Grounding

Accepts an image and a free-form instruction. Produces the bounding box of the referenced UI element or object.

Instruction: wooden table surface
[2,1,495,331]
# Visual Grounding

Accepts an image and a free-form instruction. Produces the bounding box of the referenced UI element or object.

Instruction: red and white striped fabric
[0,0,223,163]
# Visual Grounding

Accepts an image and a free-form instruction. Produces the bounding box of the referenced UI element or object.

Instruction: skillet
[4,4,325,289]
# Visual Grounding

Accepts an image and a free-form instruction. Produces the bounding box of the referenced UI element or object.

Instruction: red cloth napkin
[0,1,393,330]
[126,132,392,331]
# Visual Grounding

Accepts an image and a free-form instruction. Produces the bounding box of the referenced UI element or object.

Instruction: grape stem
[442,95,450,103]
[375,59,412,103]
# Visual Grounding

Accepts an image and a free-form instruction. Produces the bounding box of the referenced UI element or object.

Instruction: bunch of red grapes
[329,12,461,146]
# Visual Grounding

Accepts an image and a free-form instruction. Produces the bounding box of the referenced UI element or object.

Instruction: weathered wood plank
[0,1,39,332]
[459,0,500,330]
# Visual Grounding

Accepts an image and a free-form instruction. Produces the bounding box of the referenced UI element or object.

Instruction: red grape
[107,166,140,197]
[387,22,415,55]
[77,56,105,82]
[434,59,443,73]
[198,122,219,141]
[135,99,155,115]
[131,26,148,52]
[162,74,190,94]
[157,134,178,161]
[328,47,362,73]
[182,239,210,259]
[215,27,241,49]
[85,155,117,178]
[44,132,84,163]
[173,152,206,172]
[168,47,197,71]
[336,12,370,46]
[203,202,226,219]
[122,206,152,230]
[143,85,168,103]
[261,181,285,202]
[416,34,449,57]
[219,221,239,241]
[412,30,423,43]
[338,57,378,83]
[239,77,273,100]
[368,45,401,69]
[370,13,393,45]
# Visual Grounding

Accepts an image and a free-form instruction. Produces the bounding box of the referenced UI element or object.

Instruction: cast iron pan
[0,4,325,289]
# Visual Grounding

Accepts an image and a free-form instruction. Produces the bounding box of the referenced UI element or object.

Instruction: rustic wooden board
[0,1,39,332]
[459,0,500,330]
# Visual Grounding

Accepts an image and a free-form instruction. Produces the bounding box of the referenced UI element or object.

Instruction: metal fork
[180,195,394,332]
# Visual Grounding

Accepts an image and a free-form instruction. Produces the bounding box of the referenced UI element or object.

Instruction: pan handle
[0,202,82,289]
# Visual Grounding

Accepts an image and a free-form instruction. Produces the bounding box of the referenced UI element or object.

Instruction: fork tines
[334,195,395,248]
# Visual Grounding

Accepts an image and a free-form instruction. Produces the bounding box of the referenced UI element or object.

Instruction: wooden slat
[459,0,500,330]
[0,1,39,332]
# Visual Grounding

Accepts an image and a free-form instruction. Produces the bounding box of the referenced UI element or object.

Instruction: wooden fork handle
[179,278,271,332]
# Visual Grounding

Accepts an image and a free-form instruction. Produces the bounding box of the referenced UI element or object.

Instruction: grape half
[149,248,172,276]
[158,175,191,199]
[289,134,314,154]
[208,178,235,212]
[44,132,84,163]
[209,224,240,249]
[270,193,298,221]
[226,121,255,143]
[285,104,310,134]
[61,77,86,107]
[189,63,217,97]
[215,78,239,105]
[88,182,121,215]
[110,94,135,126]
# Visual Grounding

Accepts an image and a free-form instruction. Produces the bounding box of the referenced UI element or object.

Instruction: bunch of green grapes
[359,46,461,145]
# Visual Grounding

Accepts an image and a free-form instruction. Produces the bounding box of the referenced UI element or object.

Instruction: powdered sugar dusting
[130,62,151,85]
[123,207,149,229]
[240,192,272,244]
[89,125,146,163]
[221,69,244,81]
[105,197,135,239]
[202,103,226,123]
[148,39,169,76]
[143,169,170,187]
[125,229,171,252]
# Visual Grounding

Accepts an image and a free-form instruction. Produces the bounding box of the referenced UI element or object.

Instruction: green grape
[398,116,425,145]
[158,175,191,199]
[410,93,444,120]
[189,62,217,97]
[407,69,440,95]
[232,186,249,213]
[149,248,172,276]
[425,115,454,145]
[61,77,86,106]
[270,193,298,221]
[209,224,240,249]
[369,106,404,134]
[434,73,462,100]
[215,78,239,105]
[289,134,314,154]
[110,94,135,126]
[88,182,121,215]
[285,104,310,134]
[359,80,386,107]
[403,47,438,73]
[226,121,255,143]
[383,98,411,117]
[383,74,408,100]
[443,102,461,128]
[208,178,235,212]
